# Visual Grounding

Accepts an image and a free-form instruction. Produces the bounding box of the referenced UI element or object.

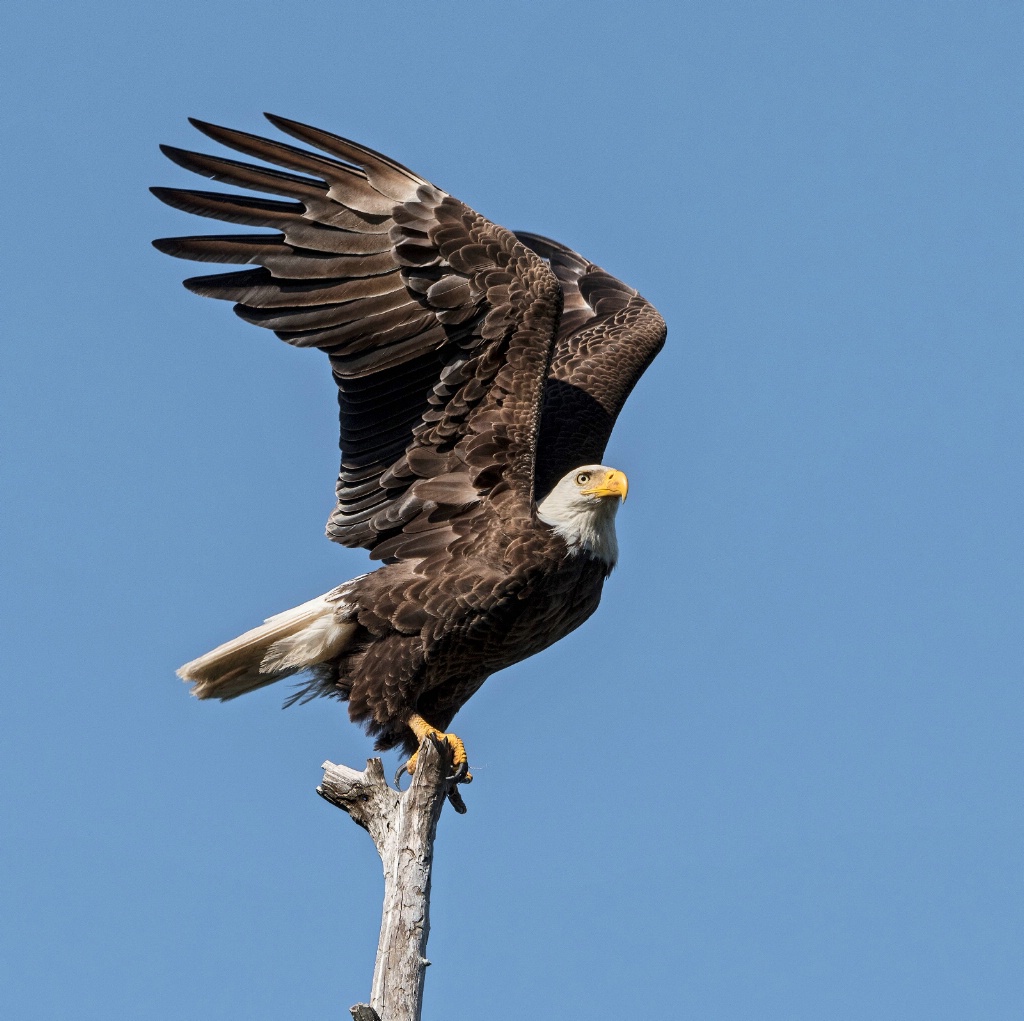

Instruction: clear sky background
[3,2,1022,1018]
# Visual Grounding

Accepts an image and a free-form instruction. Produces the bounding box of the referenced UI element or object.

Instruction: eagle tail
[177,590,357,701]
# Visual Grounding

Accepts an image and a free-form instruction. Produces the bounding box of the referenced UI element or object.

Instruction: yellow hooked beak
[581,469,628,502]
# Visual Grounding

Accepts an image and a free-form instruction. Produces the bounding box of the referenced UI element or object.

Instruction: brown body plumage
[311,528,609,756]
[156,116,665,766]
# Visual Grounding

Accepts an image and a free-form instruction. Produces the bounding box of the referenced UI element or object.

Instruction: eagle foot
[395,714,473,788]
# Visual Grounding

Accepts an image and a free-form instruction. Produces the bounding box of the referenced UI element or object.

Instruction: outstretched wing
[153,116,561,561]
[515,234,667,500]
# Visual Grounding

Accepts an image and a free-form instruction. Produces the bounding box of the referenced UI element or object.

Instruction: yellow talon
[396,712,473,784]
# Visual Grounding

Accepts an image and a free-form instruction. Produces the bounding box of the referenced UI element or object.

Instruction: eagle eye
[575,471,592,486]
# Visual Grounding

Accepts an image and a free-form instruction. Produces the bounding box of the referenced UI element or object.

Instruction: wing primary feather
[188,118,362,179]
[150,186,304,225]
[264,113,425,201]
[188,117,400,216]
[158,144,325,197]
[153,234,283,264]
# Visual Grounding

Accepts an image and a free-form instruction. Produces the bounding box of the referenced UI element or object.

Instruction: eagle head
[536,465,628,568]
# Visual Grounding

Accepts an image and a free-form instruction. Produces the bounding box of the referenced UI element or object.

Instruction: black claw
[446,786,468,814]
[394,762,409,788]
[447,760,471,784]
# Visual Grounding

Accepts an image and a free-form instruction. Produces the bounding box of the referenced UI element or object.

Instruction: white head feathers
[536,465,628,569]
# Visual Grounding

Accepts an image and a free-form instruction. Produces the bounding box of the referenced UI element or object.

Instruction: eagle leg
[394,712,473,786]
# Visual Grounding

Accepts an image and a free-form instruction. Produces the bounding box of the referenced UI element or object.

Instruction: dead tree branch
[318,737,463,1021]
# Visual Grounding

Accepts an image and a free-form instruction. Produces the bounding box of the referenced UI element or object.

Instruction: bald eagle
[155,115,665,785]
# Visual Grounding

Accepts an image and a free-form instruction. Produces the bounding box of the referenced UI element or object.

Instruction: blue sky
[3,2,1022,1018]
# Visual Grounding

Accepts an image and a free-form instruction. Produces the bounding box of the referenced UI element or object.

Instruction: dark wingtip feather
[150,185,179,207]
[152,236,183,255]
[263,113,424,192]
[181,273,220,297]
[262,113,336,141]
[187,117,273,155]
[263,112,311,135]
[159,143,199,173]
[182,266,272,298]
[152,233,287,266]
[185,117,230,150]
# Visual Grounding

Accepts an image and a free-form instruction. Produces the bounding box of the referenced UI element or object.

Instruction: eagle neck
[536,496,619,571]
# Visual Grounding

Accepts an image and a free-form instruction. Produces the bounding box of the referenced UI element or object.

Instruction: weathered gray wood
[319,737,460,1021]
[350,1006,381,1021]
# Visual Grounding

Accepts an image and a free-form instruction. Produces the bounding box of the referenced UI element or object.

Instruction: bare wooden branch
[319,737,460,1021]
[350,1006,381,1021]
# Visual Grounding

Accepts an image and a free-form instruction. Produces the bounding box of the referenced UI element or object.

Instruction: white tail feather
[177,590,356,701]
